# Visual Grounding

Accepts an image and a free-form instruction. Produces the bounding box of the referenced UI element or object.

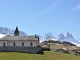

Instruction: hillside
[0,51,80,60]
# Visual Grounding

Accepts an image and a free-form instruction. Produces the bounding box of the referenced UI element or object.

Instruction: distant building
[0,27,42,53]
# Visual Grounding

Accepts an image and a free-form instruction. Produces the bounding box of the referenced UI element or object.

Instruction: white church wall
[24,40,38,47]
[0,40,38,47]
[0,40,42,54]
[0,41,8,46]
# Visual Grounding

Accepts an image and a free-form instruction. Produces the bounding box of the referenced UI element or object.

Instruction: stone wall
[0,46,42,53]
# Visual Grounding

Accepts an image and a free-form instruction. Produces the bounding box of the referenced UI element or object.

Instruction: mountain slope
[0,27,27,36]
[56,32,80,46]
[41,32,80,46]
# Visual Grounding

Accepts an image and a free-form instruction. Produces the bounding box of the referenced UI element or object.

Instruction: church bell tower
[14,26,19,36]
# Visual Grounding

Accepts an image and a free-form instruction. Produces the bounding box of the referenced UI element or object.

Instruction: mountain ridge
[0,27,27,36]
[52,32,80,46]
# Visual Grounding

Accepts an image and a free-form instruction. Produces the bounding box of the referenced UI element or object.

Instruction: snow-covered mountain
[0,27,27,36]
[54,32,80,46]
[40,32,80,46]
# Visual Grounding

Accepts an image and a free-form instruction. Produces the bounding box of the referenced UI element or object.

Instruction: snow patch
[0,34,6,38]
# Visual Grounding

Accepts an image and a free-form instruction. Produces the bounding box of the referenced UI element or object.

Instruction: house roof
[0,35,38,41]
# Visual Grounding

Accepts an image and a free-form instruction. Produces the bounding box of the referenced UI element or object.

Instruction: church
[0,27,42,53]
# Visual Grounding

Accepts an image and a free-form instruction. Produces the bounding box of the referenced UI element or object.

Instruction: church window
[3,43,5,47]
[30,42,33,46]
[13,42,16,46]
[22,42,24,46]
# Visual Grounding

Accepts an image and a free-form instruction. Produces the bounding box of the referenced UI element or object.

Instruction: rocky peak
[64,32,74,38]
[57,32,74,40]
[0,27,27,36]
[57,33,64,40]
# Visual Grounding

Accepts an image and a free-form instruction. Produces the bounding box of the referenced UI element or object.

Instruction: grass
[0,51,80,60]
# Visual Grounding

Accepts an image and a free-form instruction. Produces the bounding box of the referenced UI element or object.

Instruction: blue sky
[0,0,80,40]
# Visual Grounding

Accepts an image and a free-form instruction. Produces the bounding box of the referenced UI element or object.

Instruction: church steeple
[14,26,19,36]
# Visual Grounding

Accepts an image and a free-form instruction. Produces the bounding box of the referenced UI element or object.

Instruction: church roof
[0,36,38,41]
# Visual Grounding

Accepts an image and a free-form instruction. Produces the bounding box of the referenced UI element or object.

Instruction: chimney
[35,34,37,38]
[35,34,39,43]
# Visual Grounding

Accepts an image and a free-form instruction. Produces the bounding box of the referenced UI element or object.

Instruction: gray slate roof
[0,36,38,41]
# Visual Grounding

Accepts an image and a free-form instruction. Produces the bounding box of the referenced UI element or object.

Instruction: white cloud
[29,0,61,19]
[71,4,80,11]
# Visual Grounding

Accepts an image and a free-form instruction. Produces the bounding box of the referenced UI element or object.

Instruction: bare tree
[44,32,53,48]
[45,32,53,40]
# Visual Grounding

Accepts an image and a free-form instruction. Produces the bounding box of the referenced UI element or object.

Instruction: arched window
[30,42,33,46]
[3,43,5,47]
[13,42,16,46]
[22,42,24,46]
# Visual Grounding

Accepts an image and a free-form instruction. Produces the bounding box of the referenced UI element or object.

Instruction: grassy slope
[42,44,78,50]
[50,45,74,50]
[0,51,80,60]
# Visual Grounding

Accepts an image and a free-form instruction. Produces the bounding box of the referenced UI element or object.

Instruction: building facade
[0,27,42,53]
